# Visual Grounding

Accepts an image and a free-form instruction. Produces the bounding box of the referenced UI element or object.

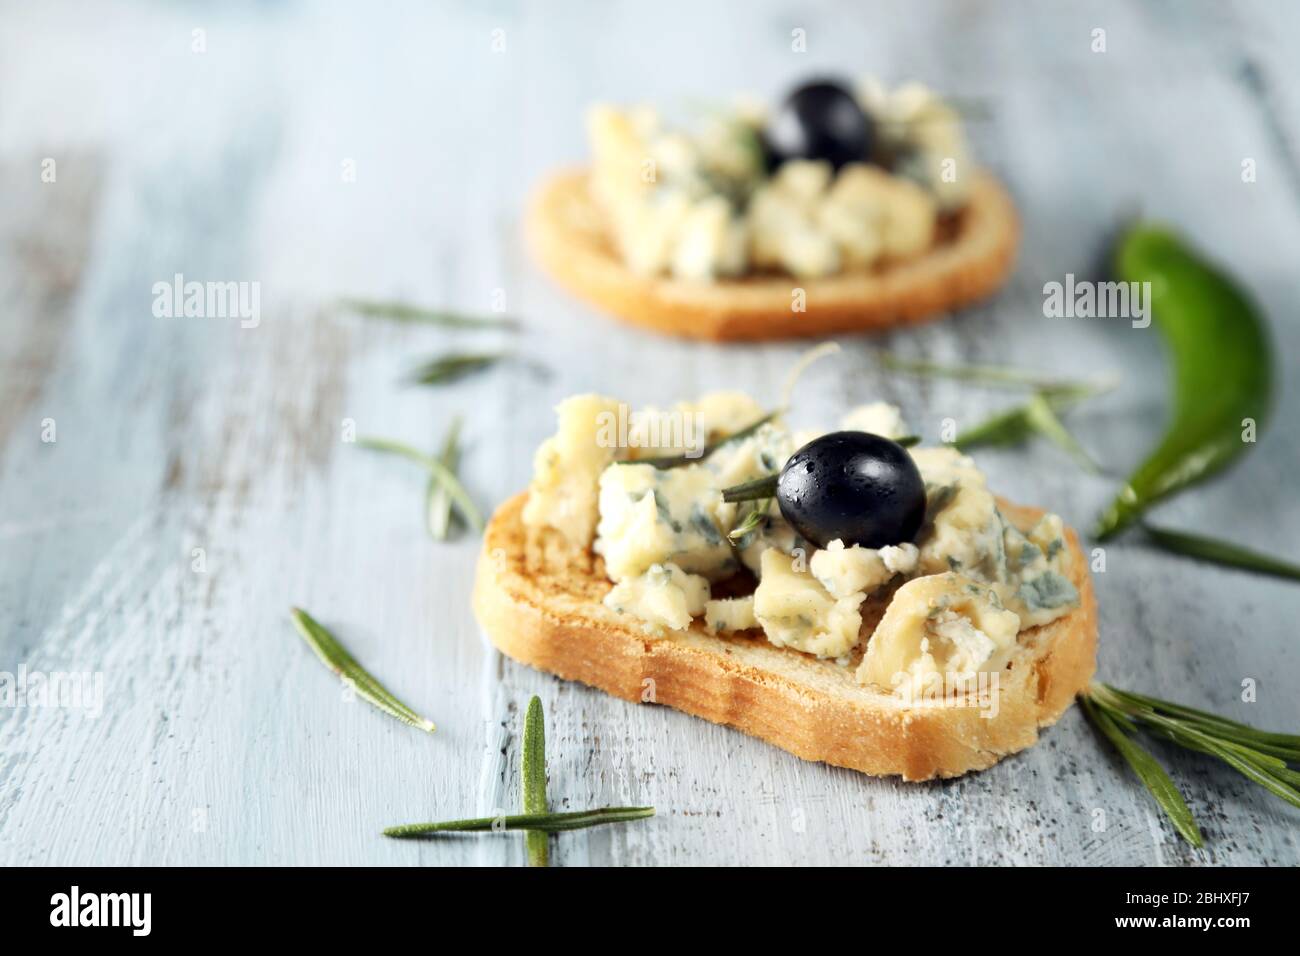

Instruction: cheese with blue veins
[810,538,919,599]
[858,573,1020,692]
[705,595,757,633]
[526,389,1077,655]
[522,394,624,549]
[595,461,737,582]
[754,549,865,658]
[603,562,710,631]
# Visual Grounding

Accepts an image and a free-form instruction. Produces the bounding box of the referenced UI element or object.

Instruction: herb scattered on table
[425,416,464,540]
[290,607,436,733]
[1082,682,1300,848]
[953,383,1110,466]
[1142,525,1300,583]
[337,297,520,330]
[876,351,1110,394]
[383,807,656,837]
[357,434,483,532]
[384,698,655,856]
[407,351,506,387]
[522,695,549,867]
[876,351,1112,471]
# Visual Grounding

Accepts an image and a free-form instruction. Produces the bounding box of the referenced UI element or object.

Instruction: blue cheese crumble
[524,392,1079,679]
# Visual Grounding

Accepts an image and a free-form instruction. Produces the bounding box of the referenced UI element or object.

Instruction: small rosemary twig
[291,608,436,733]
[383,807,655,837]
[522,696,548,867]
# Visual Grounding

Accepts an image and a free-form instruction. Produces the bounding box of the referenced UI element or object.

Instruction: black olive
[776,431,925,549]
[762,80,875,172]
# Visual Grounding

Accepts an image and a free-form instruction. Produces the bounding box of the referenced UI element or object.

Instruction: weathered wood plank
[1,0,1297,866]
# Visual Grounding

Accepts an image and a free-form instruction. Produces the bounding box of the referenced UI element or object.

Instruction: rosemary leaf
[357,435,484,531]
[628,412,781,470]
[1163,723,1300,762]
[954,386,1106,456]
[1088,681,1300,837]
[1146,720,1290,771]
[953,405,1036,449]
[728,504,770,541]
[722,473,779,503]
[1144,525,1300,583]
[1269,765,1300,788]
[1080,694,1204,847]
[876,351,1109,393]
[338,298,519,330]
[1140,713,1300,810]
[383,806,655,837]
[408,352,505,386]
[425,417,463,540]
[290,607,436,733]
[894,435,922,448]
[1024,393,1101,473]
[1100,684,1300,752]
[522,696,548,867]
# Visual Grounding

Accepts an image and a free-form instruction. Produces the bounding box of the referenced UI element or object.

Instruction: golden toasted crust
[473,493,1097,781]
[525,169,1020,341]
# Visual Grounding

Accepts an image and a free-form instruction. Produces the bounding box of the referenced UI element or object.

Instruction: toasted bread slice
[525,168,1020,341]
[474,493,1097,781]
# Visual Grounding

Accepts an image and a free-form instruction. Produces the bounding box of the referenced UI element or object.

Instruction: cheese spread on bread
[522,391,1079,694]
[858,573,1020,695]
[587,78,973,281]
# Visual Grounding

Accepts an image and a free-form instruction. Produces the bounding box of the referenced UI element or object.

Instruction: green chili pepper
[1094,226,1274,540]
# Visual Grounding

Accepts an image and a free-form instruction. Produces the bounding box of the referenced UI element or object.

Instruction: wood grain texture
[1,0,1298,866]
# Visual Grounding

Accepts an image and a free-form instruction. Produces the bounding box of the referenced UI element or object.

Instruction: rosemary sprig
[1083,682,1300,846]
[357,435,483,531]
[383,807,655,837]
[1080,694,1202,848]
[1143,525,1300,583]
[290,607,436,733]
[385,698,654,857]
[954,384,1108,457]
[407,352,505,386]
[1022,393,1102,473]
[425,417,463,540]
[728,504,770,541]
[877,351,1110,394]
[522,696,548,867]
[878,351,1112,461]
[338,298,519,330]
[1099,685,1300,751]
[626,411,781,470]
[722,474,778,503]
[952,404,1036,449]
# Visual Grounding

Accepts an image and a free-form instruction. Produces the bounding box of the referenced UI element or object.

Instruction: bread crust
[473,493,1097,781]
[525,169,1020,341]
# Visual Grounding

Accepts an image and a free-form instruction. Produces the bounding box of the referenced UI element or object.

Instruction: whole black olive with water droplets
[776,432,925,549]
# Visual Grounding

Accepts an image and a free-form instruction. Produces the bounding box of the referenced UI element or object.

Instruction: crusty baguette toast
[474,492,1097,781]
[525,168,1020,342]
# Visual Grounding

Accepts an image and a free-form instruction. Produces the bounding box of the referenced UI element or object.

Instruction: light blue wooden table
[2,0,1298,865]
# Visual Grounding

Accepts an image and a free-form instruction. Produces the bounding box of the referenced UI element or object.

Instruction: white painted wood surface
[2,0,1299,866]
